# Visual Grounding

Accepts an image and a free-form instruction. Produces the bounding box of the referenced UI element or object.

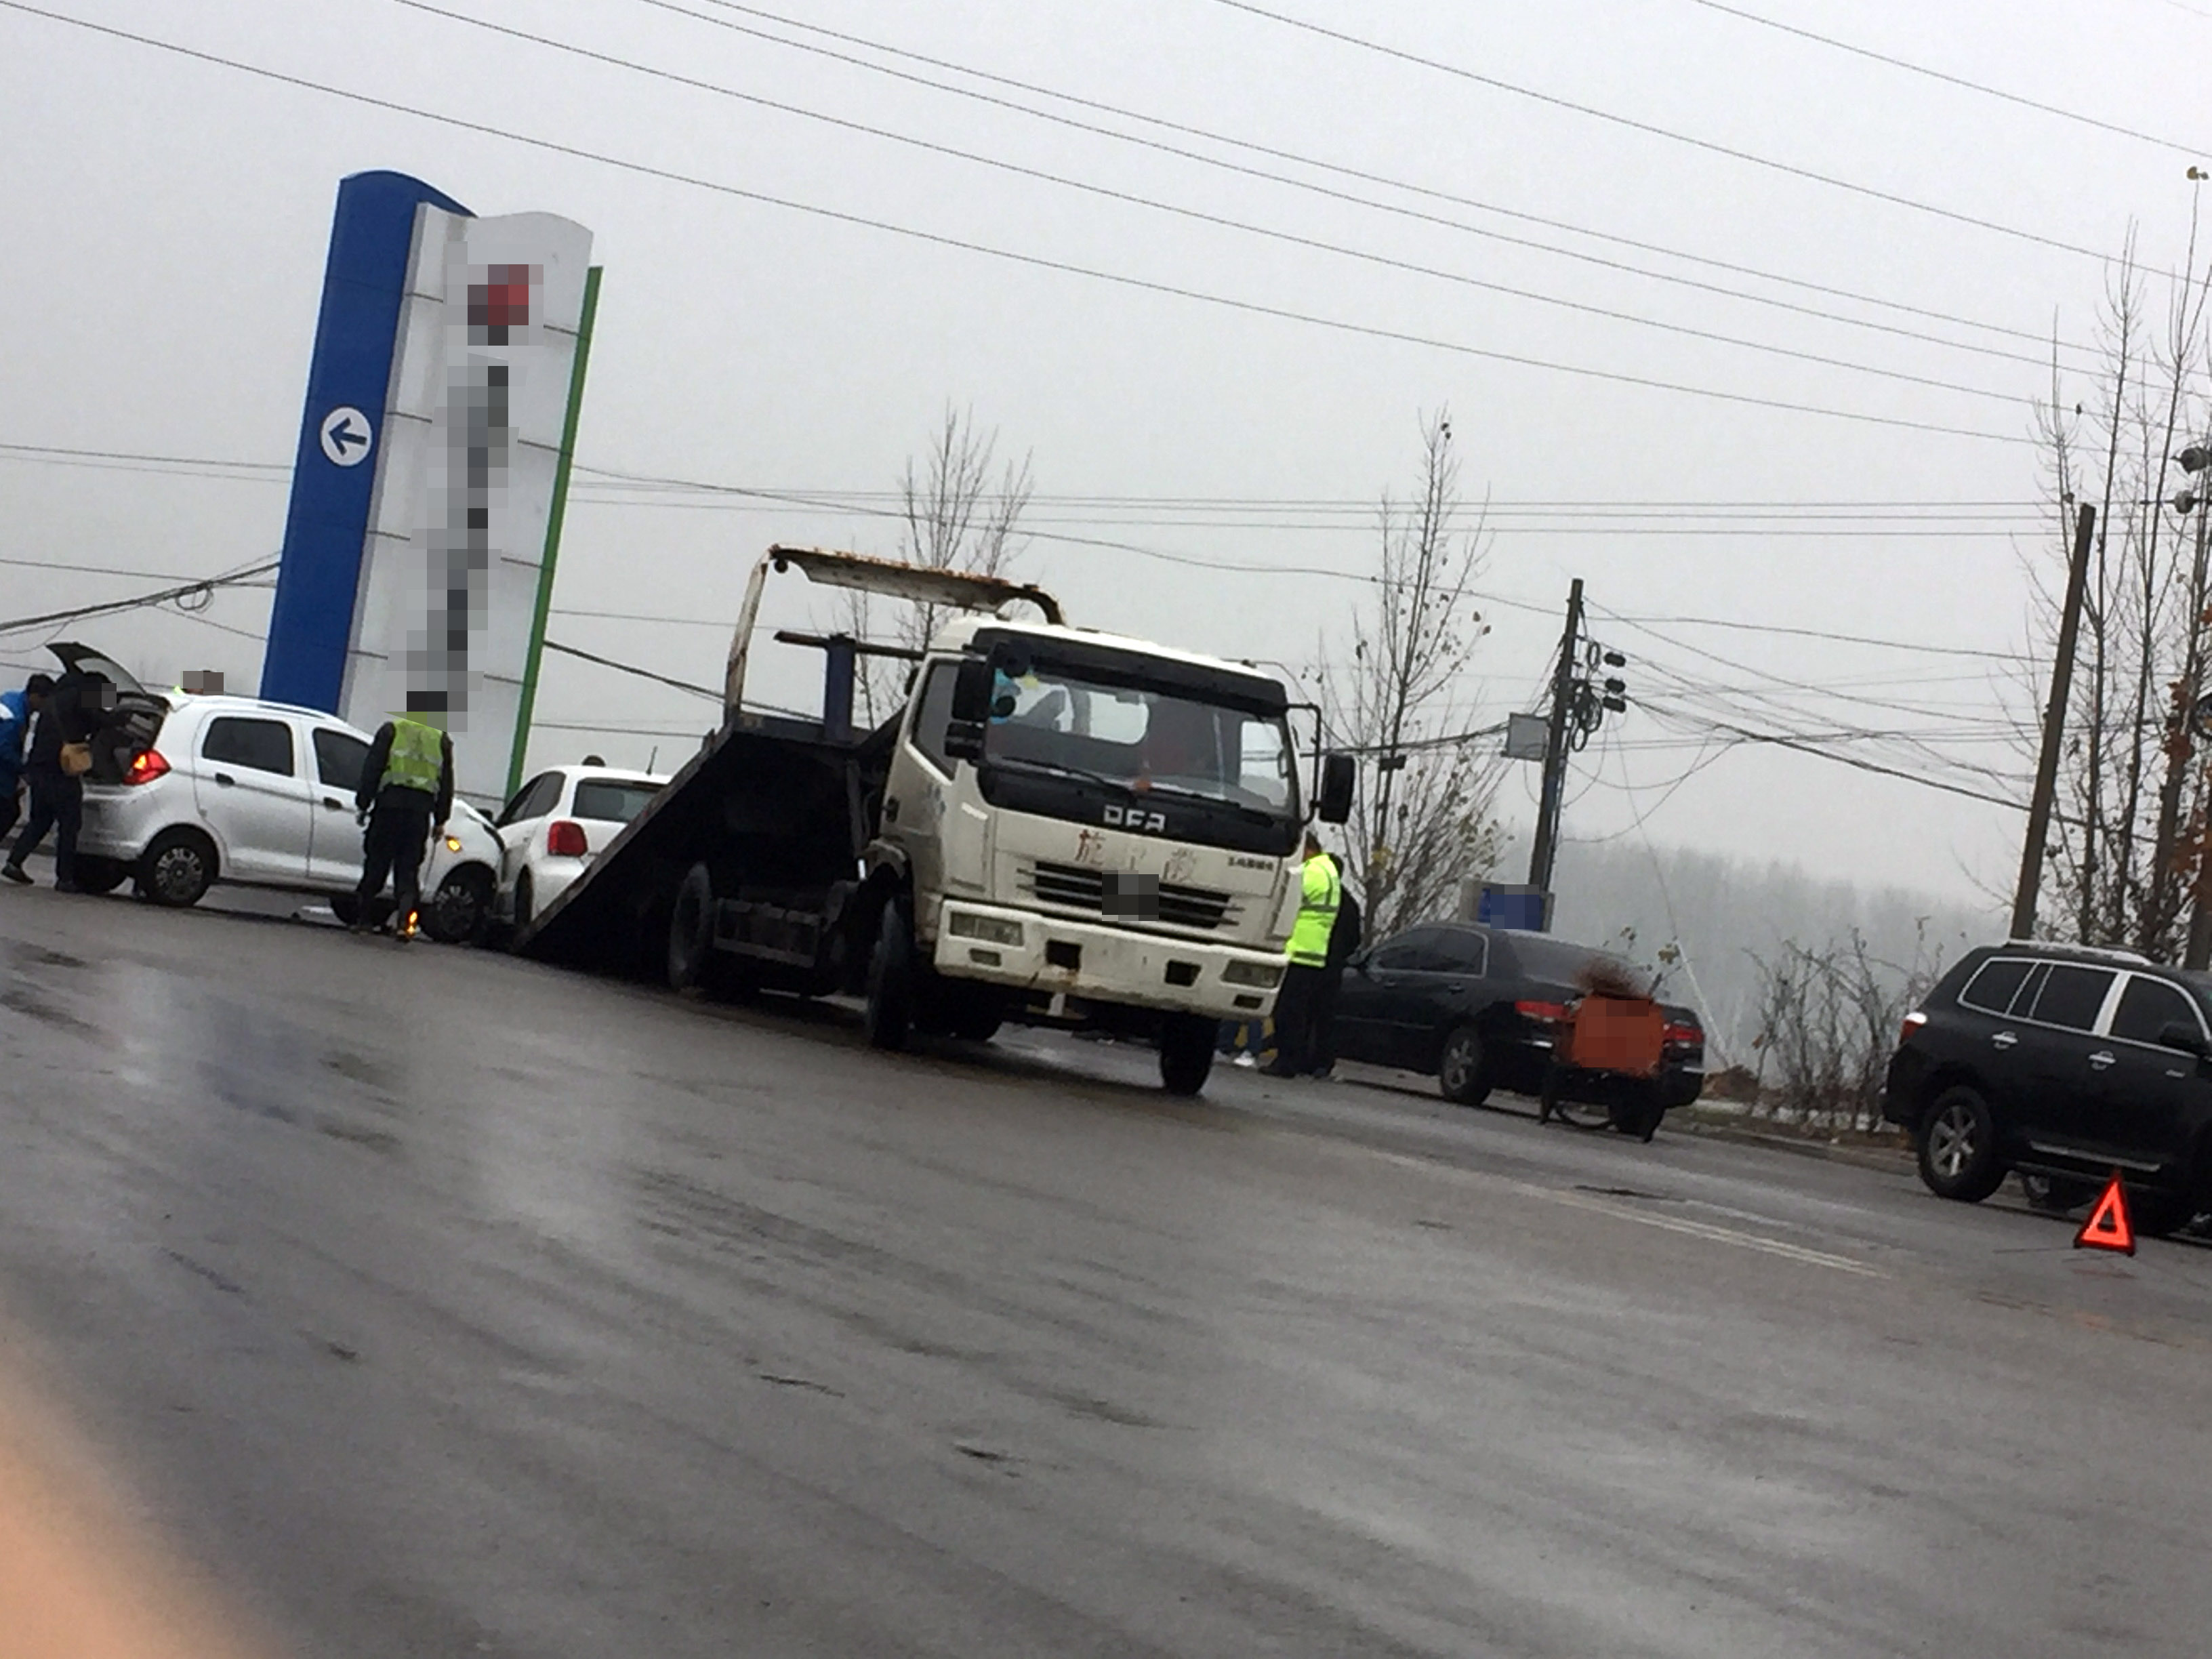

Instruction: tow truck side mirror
[1315,752,1355,824]
[944,657,994,763]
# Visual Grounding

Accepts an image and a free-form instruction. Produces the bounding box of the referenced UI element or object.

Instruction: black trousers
[356,796,432,924]
[8,771,81,885]
[1271,962,1327,1074]
[1307,964,1347,1074]
[0,782,20,847]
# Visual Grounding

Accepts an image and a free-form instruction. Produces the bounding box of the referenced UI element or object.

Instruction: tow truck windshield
[983,666,1297,818]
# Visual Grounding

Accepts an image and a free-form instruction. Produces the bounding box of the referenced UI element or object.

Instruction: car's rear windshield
[572,779,661,824]
[1507,935,1643,991]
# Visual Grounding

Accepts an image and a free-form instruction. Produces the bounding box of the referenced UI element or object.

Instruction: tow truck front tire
[668,863,716,993]
[865,899,916,1051]
[1159,1013,1217,1096]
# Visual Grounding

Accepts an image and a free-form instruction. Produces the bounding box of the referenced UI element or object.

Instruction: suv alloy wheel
[1917,1083,2007,1202]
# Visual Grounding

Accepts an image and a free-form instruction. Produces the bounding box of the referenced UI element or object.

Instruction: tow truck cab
[883,614,1328,1031]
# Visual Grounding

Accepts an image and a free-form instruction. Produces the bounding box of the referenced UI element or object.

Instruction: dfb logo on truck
[1103,804,1168,834]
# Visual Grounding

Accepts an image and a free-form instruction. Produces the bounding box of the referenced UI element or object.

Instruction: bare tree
[846,405,1033,724]
[1748,926,1946,1134]
[2026,214,2212,959]
[1317,411,1505,936]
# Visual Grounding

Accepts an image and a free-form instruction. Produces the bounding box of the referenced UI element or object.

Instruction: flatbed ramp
[517,708,895,987]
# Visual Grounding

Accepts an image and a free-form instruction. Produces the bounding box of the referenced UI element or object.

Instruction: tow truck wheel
[865,899,916,1051]
[1159,1013,1216,1096]
[952,1007,1003,1044]
[668,864,717,993]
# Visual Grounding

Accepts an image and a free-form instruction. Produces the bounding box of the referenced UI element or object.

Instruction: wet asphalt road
[3,888,2211,1658]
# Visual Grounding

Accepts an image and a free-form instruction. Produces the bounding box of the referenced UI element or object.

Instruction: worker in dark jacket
[1306,853,1364,1078]
[0,674,54,846]
[351,706,455,941]
[1,668,95,892]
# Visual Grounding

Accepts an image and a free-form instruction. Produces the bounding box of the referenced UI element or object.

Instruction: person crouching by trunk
[352,704,454,942]
[1267,830,1341,1078]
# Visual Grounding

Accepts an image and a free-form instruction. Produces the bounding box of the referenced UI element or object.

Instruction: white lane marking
[1527,1184,1889,1278]
[1335,1145,1886,1278]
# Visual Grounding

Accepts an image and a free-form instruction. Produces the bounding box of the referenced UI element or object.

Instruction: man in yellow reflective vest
[351,705,455,941]
[1266,830,1340,1078]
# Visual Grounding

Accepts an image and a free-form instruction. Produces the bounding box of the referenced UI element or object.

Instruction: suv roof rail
[2000,938,2154,965]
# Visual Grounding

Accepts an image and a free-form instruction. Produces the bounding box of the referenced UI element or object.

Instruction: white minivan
[57,644,504,941]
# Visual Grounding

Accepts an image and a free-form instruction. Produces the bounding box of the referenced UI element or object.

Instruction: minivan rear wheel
[136,829,216,908]
[1917,1084,2006,1202]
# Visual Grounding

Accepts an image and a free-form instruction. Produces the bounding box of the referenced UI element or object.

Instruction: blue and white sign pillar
[263,171,596,806]
[263,171,470,712]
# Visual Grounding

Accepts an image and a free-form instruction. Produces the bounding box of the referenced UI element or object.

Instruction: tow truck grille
[1024,861,1235,930]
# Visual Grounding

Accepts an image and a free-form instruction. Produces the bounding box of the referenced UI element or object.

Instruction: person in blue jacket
[0,674,53,846]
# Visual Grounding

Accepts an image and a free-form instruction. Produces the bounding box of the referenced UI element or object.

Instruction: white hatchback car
[491,762,668,933]
[58,644,504,941]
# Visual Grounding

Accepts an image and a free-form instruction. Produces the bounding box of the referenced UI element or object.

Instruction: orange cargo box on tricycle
[1540,987,1671,1141]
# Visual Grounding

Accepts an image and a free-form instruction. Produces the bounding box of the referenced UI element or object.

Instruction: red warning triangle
[2074,1172,2136,1256]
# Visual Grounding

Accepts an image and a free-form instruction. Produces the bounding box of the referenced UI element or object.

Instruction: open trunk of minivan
[49,642,170,784]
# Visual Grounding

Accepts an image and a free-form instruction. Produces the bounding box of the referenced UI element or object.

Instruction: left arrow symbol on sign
[319,406,374,467]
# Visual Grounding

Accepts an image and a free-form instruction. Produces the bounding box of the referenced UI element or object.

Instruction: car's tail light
[123,748,169,785]
[546,820,589,857]
[1662,1021,1702,1046]
[1900,1009,1928,1046]
[1515,999,1570,1023]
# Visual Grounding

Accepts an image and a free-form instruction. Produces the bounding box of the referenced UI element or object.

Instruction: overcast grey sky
[3,0,2206,906]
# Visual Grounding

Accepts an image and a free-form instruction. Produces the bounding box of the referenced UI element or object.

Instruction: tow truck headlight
[1223,958,1284,989]
[947,912,1025,947]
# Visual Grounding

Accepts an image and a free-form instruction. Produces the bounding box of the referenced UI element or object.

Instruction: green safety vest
[1286,853,1340,967]
[381,716,443,796]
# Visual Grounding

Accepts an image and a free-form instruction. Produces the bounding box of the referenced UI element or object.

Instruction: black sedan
[1329,920,1705,1128]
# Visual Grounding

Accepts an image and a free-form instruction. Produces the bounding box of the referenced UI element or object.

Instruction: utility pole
[1527,577,1584,898]
[2011,502,2097,941]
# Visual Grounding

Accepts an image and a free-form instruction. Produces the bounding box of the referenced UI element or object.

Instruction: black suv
[1884,941,2212,1234]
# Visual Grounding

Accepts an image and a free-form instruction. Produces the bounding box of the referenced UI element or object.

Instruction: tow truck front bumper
[931,899,1284,1021]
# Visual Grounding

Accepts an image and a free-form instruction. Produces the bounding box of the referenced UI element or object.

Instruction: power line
[0,552,268,582]
[0,558,281,638]
[1203,0,2139,268]
[0,440,285,473]
[3,441,2064,517]
[1636,697,2031,811]
[1681,0,2203,155]
[3,441,2062,514]
[569,496,2049,537]
[1602,609,2018,659]
[399,0,2027,407]
[665,0,2094,361]
[540,639,722,700]
[570,459,2055,668]
[0,3,2031,445]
